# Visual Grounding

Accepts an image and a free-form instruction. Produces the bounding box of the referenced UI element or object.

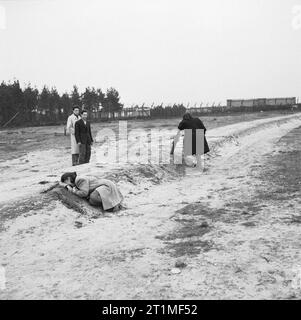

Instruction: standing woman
[66,106,81,166]
[172,113,210,168]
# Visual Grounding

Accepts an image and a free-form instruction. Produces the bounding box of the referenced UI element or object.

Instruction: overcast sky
[0,0,300,105]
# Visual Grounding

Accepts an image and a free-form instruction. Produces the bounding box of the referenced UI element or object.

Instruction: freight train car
[227,97,296,108]
[266,97,296,106]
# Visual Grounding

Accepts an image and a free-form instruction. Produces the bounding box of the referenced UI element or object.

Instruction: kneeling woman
[60,172,124,212]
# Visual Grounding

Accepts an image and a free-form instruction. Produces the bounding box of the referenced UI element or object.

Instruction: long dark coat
[74,119,93,145]
[178,117,210,155]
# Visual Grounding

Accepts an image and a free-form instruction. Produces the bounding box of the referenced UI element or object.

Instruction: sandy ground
[0,111,301,299]
[0,111,294,203]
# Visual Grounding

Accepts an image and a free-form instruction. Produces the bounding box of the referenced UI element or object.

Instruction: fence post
[2,112,20,128]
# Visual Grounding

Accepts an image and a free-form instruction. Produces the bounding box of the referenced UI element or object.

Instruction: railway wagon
[227,97,296,108]
[266,97,296,106]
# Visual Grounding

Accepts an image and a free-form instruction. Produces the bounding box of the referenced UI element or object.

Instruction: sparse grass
[0,195,55,232]
[162,239,213,258]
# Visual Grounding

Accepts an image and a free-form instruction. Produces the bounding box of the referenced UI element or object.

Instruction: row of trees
[150,104,187,118]
[0,81,123,126]
[0,80,190,127]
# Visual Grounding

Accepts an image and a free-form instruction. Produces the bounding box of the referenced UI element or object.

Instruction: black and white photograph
[0,0,301,305]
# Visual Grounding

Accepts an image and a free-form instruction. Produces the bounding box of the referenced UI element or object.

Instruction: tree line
[149,104,186,118]
[0,80,191,127]
[0,80,123,126]
[1,80,298,128]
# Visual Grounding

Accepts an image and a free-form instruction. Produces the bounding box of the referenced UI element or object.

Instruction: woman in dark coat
[171,113,210,167]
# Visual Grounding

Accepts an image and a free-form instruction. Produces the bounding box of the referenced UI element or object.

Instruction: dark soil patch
[0,129,69,162]
[176,201,262,223]
[157,203,217,257]
[38,180,50,185]
[175,203,226,221]
[99,248,146,264]
[48,186,101,216]
[290,216,301,224]
[228,201,263,216]
[241,221,257,227]
[74,221,83,228]
[156,219,211,241]
[255,126,301,202]
[282,215,301,225]
[162,240,213,258]
[158,197,266,257]
[0,195,54,232]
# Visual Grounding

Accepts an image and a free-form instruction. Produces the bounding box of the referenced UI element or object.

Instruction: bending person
[172,113,210,168]
[60,172,124,212]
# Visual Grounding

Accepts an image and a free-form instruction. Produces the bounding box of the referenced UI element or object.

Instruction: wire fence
[2,102,301,128]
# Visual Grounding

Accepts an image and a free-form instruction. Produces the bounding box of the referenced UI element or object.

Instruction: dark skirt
[183,129,210,156]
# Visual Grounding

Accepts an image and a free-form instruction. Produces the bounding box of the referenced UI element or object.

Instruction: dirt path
[0,113,301,299]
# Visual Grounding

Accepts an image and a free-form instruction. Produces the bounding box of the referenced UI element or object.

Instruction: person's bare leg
[72,154,79,166]
[196,154,204,170]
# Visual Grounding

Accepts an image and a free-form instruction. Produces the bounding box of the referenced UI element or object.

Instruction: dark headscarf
[183,112,193,121]
[61,172,77,183]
